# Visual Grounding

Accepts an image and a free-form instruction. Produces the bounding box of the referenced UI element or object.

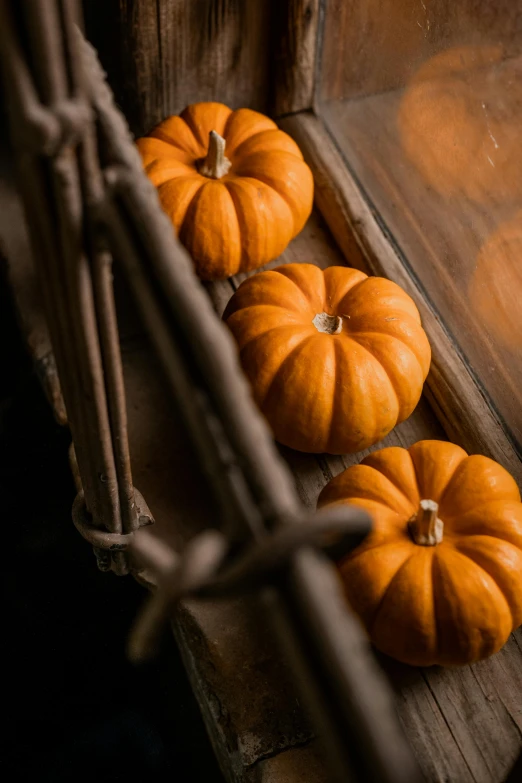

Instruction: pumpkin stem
[198,130,231,179]
[408,499,443,546]
[313,312,343,335]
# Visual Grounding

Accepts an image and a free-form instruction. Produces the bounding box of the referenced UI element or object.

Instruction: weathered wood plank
[375,634,522,783]
[423,643,521,781]
[83,0,321,135]
[279,111,522,485]
[271,0,320,116]
[390,661,476,783]
[84,0,272,136]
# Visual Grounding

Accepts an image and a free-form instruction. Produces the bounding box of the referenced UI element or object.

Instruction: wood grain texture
[319,0,522,103]
[390,631,522,783]
[84,0,272,136]
[271,0,320,116]
[83,0,321,134]
[279,111,522,486]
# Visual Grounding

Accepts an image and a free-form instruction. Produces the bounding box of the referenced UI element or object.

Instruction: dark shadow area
[0,267,224,782]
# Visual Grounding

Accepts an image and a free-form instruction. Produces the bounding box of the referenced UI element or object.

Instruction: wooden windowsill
[280,110,522,485]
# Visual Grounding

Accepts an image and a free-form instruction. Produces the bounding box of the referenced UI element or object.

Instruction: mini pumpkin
[318,440,522,666]
[470,212,522,350]
[137,102,313,280]
[223,264,431,453]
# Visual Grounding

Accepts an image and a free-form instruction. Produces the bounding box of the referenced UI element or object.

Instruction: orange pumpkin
[398,45,522,203]
[223,264,431,453]
[318,440,522,666]
[137,102,313,280]
[470,212,522,350]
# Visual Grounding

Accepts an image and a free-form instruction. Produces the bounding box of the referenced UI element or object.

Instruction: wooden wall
[82,0,321,135]
[83,0,272,136]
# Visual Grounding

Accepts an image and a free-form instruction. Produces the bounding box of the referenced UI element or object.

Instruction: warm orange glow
[398,46,522,203]
[470,212,522,350]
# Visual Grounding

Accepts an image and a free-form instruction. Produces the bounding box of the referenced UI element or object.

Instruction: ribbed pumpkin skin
[318,440,522,666]
[137,102,313,280]
[223,264,431,454]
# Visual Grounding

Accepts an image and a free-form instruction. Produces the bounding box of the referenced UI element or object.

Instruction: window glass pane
[319,1,522,449]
